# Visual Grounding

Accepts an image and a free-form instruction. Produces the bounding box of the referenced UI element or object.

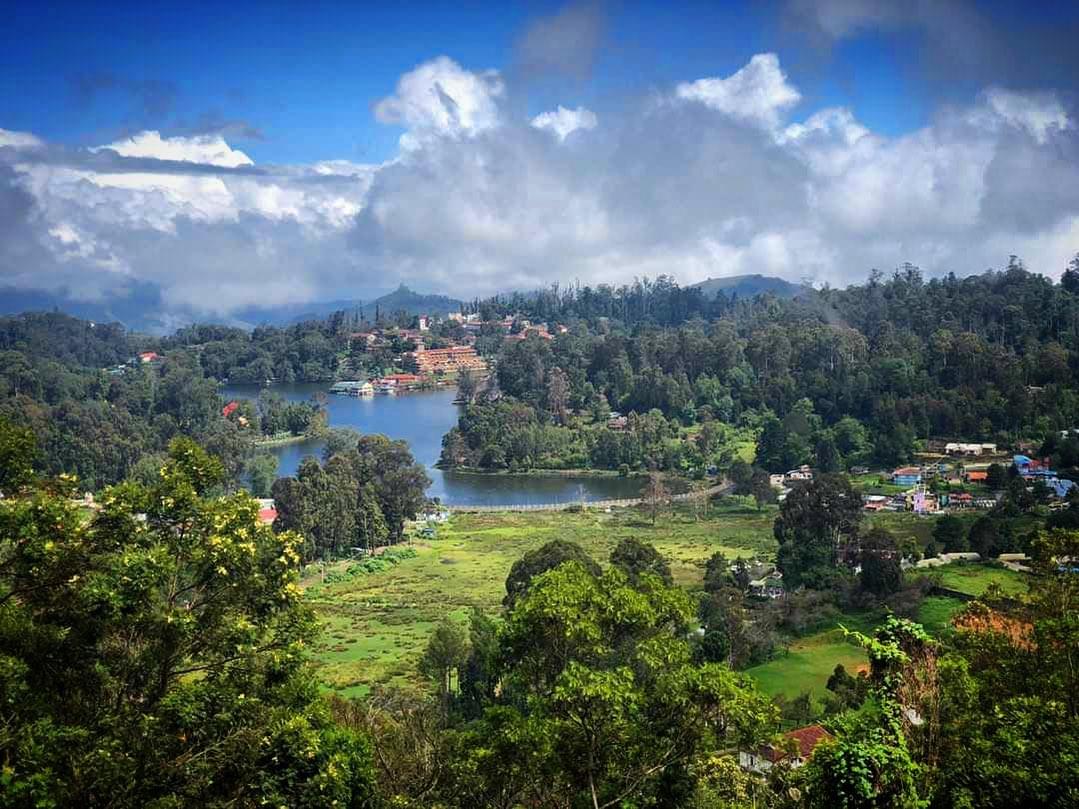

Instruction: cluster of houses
[330,373,431,397]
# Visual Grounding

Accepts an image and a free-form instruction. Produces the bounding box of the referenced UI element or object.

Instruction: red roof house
[740,725,833,772]
[258,507,277,525]
[222,401,239,418]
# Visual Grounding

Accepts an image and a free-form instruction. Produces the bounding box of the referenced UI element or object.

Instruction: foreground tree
[442,562,776,808]
[502,538,601,608]
[0,437,378,807]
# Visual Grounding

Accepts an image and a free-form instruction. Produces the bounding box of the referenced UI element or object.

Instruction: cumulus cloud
[373,56,504,145]
[675,53,801,129]
[531,105,598,140]
[2,50,1078,326]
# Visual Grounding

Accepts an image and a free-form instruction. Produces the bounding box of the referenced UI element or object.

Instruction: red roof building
[258,507,277,525]
[740,725,833,772]
[222,401,239,418]
[138,351,161,363]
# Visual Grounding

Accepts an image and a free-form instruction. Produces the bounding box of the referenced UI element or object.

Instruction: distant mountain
[690,274,810,300]
[0,283,464,334]
[367,284,464,317]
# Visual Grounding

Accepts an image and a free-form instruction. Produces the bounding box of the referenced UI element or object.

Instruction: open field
[305,505,1031,701]
[745,628,869,700]
[306,505,779,696]
[929,562,1029,597]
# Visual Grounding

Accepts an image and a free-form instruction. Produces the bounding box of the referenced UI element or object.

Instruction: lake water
[221,383,643,506]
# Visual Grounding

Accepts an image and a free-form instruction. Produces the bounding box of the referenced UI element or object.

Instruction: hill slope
[691,274,809,300]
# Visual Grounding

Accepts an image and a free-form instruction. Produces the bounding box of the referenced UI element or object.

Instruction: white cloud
[675,53,801,128]
[373,56,504,145]
[97,130,254,167]
[0,128,44,150]
[983,88,1070,144]
[2,51,1079,323]
[531,105,598,141]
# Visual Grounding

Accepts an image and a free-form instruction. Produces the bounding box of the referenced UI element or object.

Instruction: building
[944,442,997,456]
[607,413,629,431]
[785,465,814,482]
[965,469,988,484]
[410,345,488,375]
[222,401,239,418]
[892,467,923,486]
[740,725,833,773]
[137,351,161,363]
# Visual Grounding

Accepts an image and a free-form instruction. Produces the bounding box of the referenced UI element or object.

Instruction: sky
[2,0,1079,323]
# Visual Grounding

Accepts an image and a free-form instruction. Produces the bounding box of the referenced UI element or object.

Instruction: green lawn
[745,628,869,701]
[930,563,1029,597]
[916,595,967,634]
[305,505,778,696]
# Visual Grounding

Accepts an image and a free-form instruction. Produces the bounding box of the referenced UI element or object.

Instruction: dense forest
[443,256,1079,474]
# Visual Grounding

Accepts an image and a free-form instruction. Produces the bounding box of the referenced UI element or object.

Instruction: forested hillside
[445,257,1079,474]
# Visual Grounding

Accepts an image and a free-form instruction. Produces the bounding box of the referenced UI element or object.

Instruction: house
[907,487,939,514]
[740,725,833,773]
[222,401,239,418]
[892,466,922,486]
[137,351,160,363]
[785,465,814,482]
[965,469,988,484]
[748,570,784,599]
[946,492,974,509]
[850,465,870,475]
[417,315,430,332]
[256,498,277,525]
[769,473,787,489]
[607,414,629,431]
[862,494,888,512]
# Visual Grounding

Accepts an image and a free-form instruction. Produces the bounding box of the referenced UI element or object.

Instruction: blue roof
[1013,454,1033,465]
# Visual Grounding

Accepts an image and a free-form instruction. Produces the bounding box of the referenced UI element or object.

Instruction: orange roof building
[410,345,487,375]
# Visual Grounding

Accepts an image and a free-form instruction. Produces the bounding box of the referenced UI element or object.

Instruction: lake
[221,383,643,506]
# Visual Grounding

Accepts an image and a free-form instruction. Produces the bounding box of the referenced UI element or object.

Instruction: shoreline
[255,433,318,448]
[438,466,642,479]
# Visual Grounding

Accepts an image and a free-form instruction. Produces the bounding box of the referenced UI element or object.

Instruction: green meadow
[304,507,1030,701]
[305,504,778,696]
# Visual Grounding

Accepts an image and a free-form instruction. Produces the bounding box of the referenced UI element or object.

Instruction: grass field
[930,563,1029,597]
[745,628,869,700]
[305,505,779,696]
[916,595,967,634]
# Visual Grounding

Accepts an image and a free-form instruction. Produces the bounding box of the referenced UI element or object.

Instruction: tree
[487,563,776,808]
[0,416,36,495]
[0,438,379,807]
[968,515,1002,558]
[986,462,1007,490]
[644,471,669,526]
[703,551,731,593]
[750,469,777,511]
[774,475,862,589]
[815,430,842,473]
[420,619,470,708]
[933,513,968,552]
[859,527,903,597]
[609,537,673,586]
[245,451,278,497]
[503,539,601,608]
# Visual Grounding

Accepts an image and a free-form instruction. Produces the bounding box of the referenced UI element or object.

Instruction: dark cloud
[514,1,606,80]
[69,71,179,121]
[781,0,1079,93]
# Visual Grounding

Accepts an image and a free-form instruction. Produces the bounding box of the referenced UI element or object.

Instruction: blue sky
[1,1,1078,322]
[8,0,1073,164]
